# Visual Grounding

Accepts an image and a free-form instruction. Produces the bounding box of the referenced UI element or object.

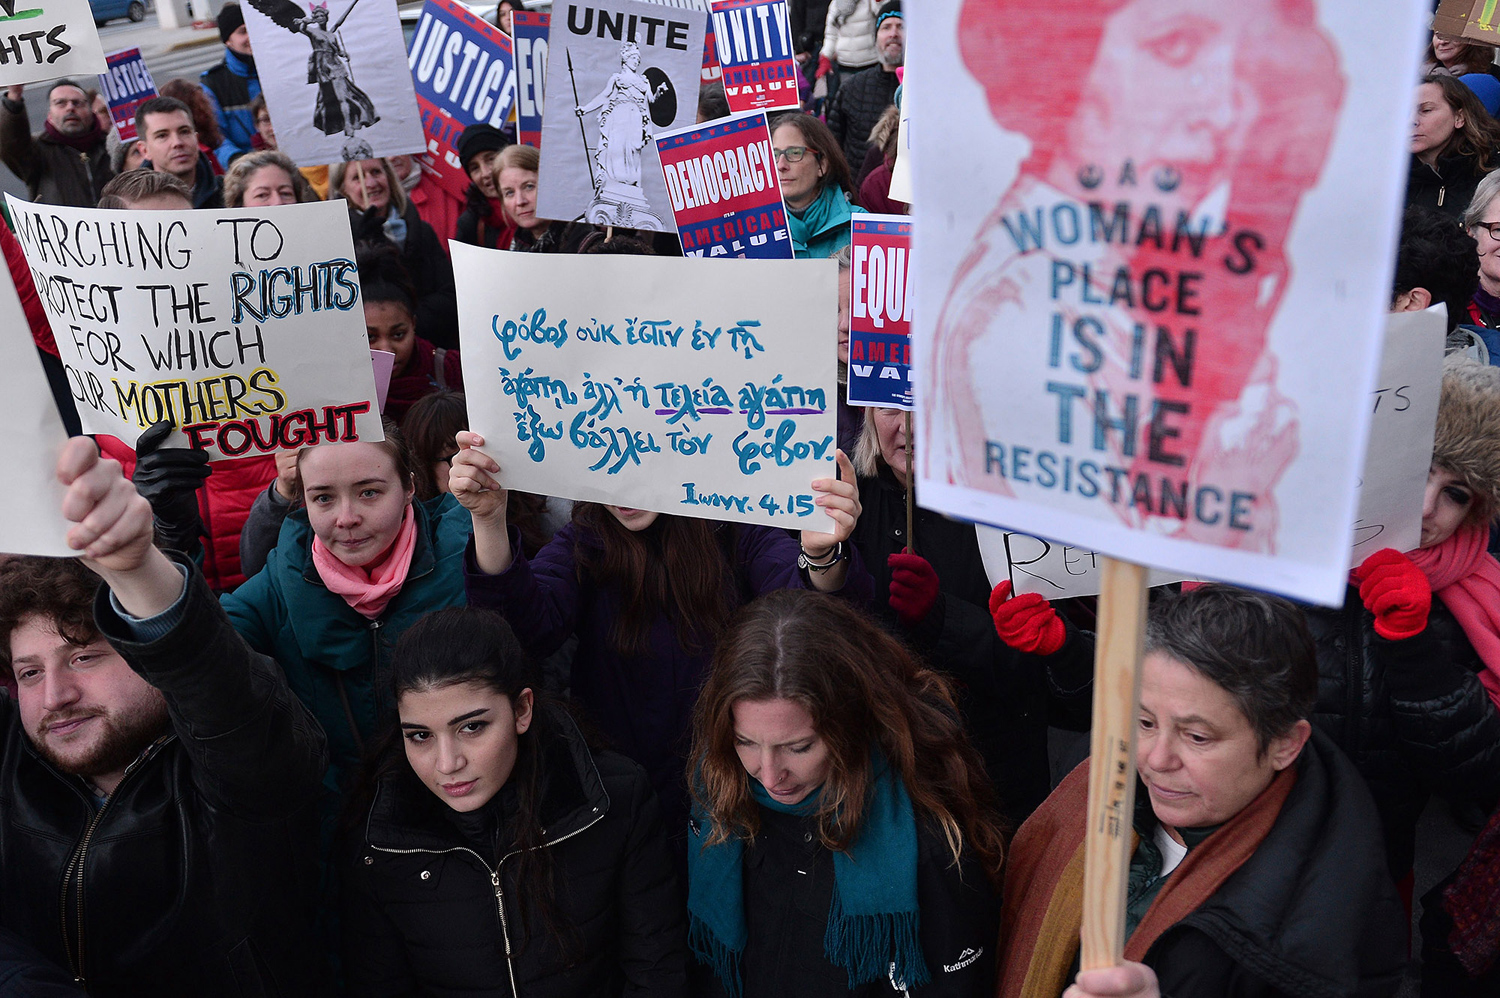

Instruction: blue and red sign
[97,48,156,143]
[710,0,798,112]
[511,10,549,147]
[847,215,913,409]
[407,0,517,199]
[655,112,792,259]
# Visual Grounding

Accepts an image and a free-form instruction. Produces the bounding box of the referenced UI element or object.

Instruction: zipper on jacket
[1439,185,1447,207]
[492,869,518,996]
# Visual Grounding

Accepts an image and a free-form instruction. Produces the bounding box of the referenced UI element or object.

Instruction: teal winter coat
[789,184,866,259]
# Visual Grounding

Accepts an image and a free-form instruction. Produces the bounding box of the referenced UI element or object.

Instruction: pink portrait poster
[911,0,1429,606]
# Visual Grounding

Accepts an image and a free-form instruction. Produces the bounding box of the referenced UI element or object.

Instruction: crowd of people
[0,3,1497,997]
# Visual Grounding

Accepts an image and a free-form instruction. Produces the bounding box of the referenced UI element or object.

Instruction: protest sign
[710,0,798,112]
[537,0,706,230]
[454,245,839,531]
[642,0,720,85]
[512,10,550,146]
[243,0,424,164]
[847,214,911,408]
[1348,306,1446,567]
[372,348,395,412]
[910,0,1429,607]
[654,112,791,258]
[0,264,72,557]
[975,527,1190,600]
[97,48,156,143]
[887,76,910,204]
[1434,0,1500,46]
[7,196,384,461]
[0,0,106,87]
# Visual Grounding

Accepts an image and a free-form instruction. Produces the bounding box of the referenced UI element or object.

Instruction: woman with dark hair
[1425,30,1498,79]
[1409,73,1500,218]
[340,607,689,997]
[357,243,465,424]
[687,589,1005,997]
[448,433,873,839]
[768,112,865,258]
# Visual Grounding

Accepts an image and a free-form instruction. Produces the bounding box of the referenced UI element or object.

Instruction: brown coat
[0,101,113,207]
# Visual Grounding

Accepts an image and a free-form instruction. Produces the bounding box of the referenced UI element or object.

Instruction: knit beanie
[218,3,245,43]
[1432,354,1500,524]
[875,0,902,31]
[457,123,508,171]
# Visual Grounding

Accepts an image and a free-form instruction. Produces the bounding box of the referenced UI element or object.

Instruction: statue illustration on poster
[570,41,675,227]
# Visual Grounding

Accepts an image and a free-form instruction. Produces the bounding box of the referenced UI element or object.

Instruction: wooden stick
[354,158,369,208]
[1080,558,1149,970]
[904,409,915,555]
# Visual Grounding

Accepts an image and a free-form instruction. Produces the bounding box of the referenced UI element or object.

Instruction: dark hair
[1393,206,1479,332]
[47,79,86,99]
[572,504,735,656]
[579,233,655,255]
[97,169,193,208]
[250,93,268,122]
[0,558,101,675]
[768,112,856,201]
[403,391,468,500]
[294,417,416,504]
[1144,585,1317,755]
[697,80,729,121]
[1427,35,1496,76]
[133,95,195,141]
[356,241,419,318]
[691,590,1007,886]
[1420,73,1500,175]
[223,149,321,206]
[158,78,224,150]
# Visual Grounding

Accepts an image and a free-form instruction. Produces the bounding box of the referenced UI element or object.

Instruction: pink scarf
[311,506,418,620]
[1406,523,1500,710]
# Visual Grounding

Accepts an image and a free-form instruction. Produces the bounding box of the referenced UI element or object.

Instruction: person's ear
[1392,287,1433,312]
[513,688,534,735]
[1266,719,1311,772]
[1457,111,1467,131]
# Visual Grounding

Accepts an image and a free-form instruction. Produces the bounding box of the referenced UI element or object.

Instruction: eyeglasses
[773,145,810,163]
[1473,221,1500,241]
[49,98,87,109]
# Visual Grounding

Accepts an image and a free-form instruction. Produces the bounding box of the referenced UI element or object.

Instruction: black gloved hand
[132,420,210,558]
[351,205,388,244]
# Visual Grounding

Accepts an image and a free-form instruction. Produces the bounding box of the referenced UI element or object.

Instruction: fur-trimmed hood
[1433,355,1500,522]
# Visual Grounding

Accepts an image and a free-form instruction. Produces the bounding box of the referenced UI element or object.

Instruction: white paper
[7,197,384,461]
[909,0,1429,606]
[0,0,107,86]
[976,527,1189,600]
[887,70,910,204]
[454,246,840,530]
[242,0,425,164]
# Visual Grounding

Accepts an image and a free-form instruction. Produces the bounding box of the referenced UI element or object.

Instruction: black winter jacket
[0,100,113,207]
[1305,586,1500,877]
[691,808,999,998]
[351,202,460,348]
[0,559,328,996]
[1405,150,1493,218]
[825,66,900,185]
[1138,729,1408,998]
[342,707,689,997]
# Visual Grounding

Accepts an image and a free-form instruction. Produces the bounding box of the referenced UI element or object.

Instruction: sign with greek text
[710,0,797,112]
[911,0,1428,605]
[408,0,516,199]
[976,527,1190,600]
[6,196,384,461]
[536,0,706,231]
[0,0,107,87]
[97,48,156,143]
[453,246,839,530]
[654,112,791,258]
[0,262,72,557]
[512,10,549,146]
[847,214,911,408]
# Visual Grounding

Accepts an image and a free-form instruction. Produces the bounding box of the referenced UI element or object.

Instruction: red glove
[1354,548,1431,641]
[888,551,939,626]
[989,581,1066,656]
[816,54,833,79]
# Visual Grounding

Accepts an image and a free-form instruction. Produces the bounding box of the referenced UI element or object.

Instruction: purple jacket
[464,521,873,831]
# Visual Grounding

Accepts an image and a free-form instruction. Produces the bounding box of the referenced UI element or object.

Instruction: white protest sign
[0,0,107,86]
[887,72,910,204]
[243,0,425,164]
[454,246,839,530]
[911,0,1428,606]
[0,266,71,556]
[1349,306,1446,566]
[975,527,1189,600]
[6,196,383,461]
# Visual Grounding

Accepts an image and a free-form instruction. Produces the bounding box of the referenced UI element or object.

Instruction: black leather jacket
[0,559,328,996]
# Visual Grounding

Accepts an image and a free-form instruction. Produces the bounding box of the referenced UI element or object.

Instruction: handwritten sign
[654,112,792,258]
[454,246,838,530]
[6,196,383,461]
[0,260,71,557]
[0,0,107,86]
[710,0,798,112]
[512,10,550,147]
[976,528,1189,600]
[912,0,1428,606]
[847,214,911,408]
[408,0,517,199]
[97,47,156,143]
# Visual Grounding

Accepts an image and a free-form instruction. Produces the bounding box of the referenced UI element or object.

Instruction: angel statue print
[572,41,675,227]
[248,0,380,160]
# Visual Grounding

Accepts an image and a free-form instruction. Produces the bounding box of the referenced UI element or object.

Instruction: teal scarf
[687,753,929,997]
[787,184,854,257]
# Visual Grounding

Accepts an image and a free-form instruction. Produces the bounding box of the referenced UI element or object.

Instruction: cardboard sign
[454,246,839,530]
[710,0,798,112]
[1434,0,1500,46]
[407,0,517,200]
[536,0,706,231]
[512,10,550,146]
[97,48,156,144]
[847,214,911,408]
[910,0,1429,606]
[0,0,107,87]
[976,527,1190,599]
[242,0,424,165]
[7,196,384,461]
[654,112,792,258]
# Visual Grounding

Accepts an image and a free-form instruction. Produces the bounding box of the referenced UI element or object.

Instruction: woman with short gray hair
[1464,169,1500,328]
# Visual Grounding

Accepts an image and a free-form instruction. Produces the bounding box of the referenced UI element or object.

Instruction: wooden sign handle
[1080,558,1149,970]
[904,410,915,556]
